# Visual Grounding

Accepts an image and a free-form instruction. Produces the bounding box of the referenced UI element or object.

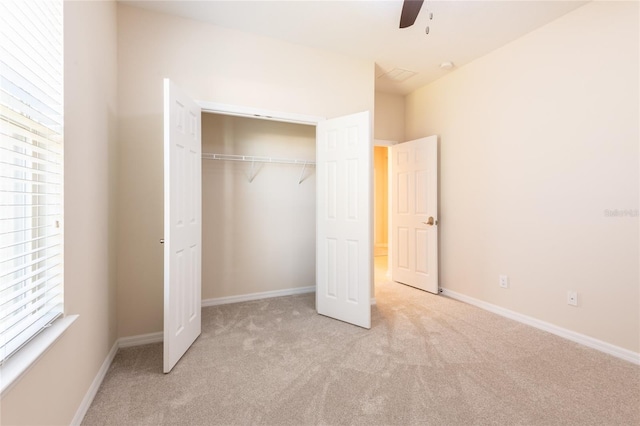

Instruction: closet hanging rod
[202,153,315,166]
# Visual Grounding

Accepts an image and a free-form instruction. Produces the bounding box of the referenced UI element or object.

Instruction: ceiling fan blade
[399,0,424,28]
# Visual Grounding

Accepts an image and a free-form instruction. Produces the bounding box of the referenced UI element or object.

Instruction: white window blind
[0,0,64,364]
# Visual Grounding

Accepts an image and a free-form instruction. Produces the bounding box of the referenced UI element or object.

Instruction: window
[1,0,64,364]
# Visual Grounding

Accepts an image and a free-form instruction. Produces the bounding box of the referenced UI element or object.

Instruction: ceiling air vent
[378,68,417,82]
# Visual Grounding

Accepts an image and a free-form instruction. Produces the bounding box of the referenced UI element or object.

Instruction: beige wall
[202,114,316,299]
[0,1,119,424]
[405,1,639,352]
[116,4,375,337]
[374,146,389,250]
[374,91,405,142]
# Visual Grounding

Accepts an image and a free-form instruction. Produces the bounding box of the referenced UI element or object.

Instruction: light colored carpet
[83,259,640,425]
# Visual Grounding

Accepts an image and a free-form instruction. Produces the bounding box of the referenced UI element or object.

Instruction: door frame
[198,100,324,126]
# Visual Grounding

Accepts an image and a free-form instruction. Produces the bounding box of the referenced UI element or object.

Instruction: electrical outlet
[499,275,509,289]
[567,291,578,306]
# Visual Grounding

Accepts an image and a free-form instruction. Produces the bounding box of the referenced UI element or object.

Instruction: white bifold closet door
[316,111,372,329]
[163,79,202,373]
[162,81,373,374]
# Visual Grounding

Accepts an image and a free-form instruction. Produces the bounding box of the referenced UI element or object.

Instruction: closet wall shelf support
[298,162,308,185]
[202,153,315,184]
[248,160,258,183]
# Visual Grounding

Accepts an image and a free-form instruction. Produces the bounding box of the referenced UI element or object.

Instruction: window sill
[0,314,78,397]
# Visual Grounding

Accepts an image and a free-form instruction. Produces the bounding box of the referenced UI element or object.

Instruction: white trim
[70,340,118,426]
[202,286,316,307]
[198,100,325,126]
[118,332,164,348]
[0,314,78,397]
[441,289,640,365]
[72,333,161,425]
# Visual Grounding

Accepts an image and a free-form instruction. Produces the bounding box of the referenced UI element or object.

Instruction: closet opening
[201,112,317,305]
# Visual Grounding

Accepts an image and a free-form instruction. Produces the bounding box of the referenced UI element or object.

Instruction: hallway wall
[374,146,389,255]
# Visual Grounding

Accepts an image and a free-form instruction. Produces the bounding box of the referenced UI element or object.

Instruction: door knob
[423,217,437,226]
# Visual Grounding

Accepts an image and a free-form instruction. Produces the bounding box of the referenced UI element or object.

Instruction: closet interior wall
[201,113,316,300]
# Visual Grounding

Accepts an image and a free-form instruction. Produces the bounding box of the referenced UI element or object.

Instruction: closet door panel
[316,111,371,329]
[163,78,202,373]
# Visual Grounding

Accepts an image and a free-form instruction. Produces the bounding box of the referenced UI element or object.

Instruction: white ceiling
[120,0,588,95]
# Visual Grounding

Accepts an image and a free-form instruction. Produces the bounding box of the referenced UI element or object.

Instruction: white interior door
[316,111,372,329]
[163,79,202,373]
[390,136,438,293]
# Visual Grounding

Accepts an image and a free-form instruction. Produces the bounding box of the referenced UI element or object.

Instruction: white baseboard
[70,340,118,426]
[72,331,164,424]
[441,288,640,365]
[118,331,163,348]
[202,286,315,307]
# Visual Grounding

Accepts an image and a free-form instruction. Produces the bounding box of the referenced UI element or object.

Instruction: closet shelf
[202,153,315,166]
[202,153,315,184]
